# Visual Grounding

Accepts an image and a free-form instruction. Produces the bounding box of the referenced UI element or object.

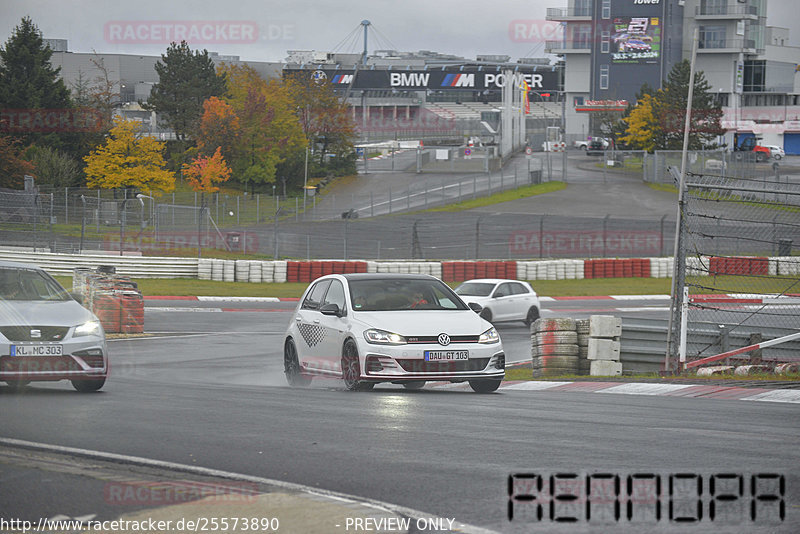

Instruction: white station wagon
[284,274,505,392]
[454,279,541,326]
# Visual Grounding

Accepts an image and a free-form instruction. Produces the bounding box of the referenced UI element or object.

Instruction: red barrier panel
[322,261,335,275]
[641,258,651,278]
[355,261,368,273]
[286,262,300,283]
[476,262,487,278]
[442,263,455,282]
[584,260,594,279]
[464,262,476,280]
[613,260,624,278]
[505,261,517,280]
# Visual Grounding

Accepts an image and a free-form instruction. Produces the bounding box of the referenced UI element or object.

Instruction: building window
[602,0,611,19]
[601,31,610,53]
[573,24,592,49]
[574,96,585,107]
[699,26,726,49]
[599,65,609,90]
[743,60,766,92]
[700,0,728,16]
[575,0,591,17]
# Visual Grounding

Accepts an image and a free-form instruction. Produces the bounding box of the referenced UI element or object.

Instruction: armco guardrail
[0,249,198,278]
[620,318,800,373]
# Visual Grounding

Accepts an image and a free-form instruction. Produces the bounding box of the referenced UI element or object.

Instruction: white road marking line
[596,383,695,395]
[741,390,800,404]
[197,296,281,302]
[503,381,573,391]
[145,307,223,312]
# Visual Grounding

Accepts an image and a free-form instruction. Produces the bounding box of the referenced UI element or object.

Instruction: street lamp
[136,193,157,241]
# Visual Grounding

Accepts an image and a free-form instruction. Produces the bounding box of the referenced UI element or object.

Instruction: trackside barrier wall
[73,268,144,334]
[6,249,794,284]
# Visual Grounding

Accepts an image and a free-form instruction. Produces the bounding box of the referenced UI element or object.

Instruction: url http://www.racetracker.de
[0,516,281,533]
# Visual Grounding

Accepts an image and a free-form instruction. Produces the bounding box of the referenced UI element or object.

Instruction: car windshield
[348,278,468,311]
[0,267,71,301]
[454,282,495,297]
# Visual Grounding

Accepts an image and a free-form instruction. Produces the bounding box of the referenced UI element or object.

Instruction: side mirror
[320,303,343,317]
[468,302,483,314]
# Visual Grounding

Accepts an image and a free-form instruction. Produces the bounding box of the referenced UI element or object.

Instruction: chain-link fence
[251,212,675,261]
[642,150,783,184]
[669,171,800,367]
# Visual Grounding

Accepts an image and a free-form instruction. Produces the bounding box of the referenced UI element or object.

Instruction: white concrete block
[590,360,622,376]
[589,315,622,338]
[587,338,621,361]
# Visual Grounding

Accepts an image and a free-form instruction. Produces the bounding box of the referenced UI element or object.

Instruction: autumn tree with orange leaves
[196,96,240,162]
[182,146,232,194]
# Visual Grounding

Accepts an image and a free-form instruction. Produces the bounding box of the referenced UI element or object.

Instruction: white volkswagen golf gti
[284,273,505,392]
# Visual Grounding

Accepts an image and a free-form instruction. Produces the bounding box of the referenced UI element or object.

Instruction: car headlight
[364,329,407,345]
[74,320,104,338]
[478,327,500,344]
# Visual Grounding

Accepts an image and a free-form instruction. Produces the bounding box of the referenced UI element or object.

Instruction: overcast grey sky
[1,0,798,62]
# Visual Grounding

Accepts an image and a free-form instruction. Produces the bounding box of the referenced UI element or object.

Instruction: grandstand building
[283,51,564,145]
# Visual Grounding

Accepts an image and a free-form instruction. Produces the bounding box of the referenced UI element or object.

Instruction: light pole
[136,193,157,242]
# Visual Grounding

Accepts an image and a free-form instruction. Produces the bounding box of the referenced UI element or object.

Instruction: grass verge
[53,274,795,298]
[426,181,567,212]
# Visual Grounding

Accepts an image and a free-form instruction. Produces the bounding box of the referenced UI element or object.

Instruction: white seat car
[0,261,108,392]
[454,279,541,326]
[765,145,785,160]
[284,274,505,393]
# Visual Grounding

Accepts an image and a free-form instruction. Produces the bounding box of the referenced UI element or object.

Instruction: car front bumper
[359,340,505,382]
[0,338,108,382]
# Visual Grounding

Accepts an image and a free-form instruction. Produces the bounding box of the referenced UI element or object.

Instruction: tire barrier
[770,257,800,276]
[441,261,517,282]
[517,260,584,281]
[531,317,579,377]
[7,248,790,284]
[583,258,651,279]
[708,256,768,276]
[74,267,145,334]
[285,260,368,283]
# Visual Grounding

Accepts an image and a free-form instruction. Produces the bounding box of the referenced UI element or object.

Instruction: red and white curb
[495,380,800,403]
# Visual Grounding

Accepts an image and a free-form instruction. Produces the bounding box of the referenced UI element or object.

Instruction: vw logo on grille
[437,333,451,346]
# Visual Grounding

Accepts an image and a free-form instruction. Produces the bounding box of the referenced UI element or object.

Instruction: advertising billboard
[611,17,661,64]
[285,67,560,92]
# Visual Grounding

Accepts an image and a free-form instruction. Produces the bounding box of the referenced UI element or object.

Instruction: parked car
[454,279,541,326]
[284,274,505,393]
[0,261,108,392]
[586,138,607,155]
[765,145,785,160]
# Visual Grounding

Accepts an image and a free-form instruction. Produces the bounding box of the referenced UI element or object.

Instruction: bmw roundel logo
[437,333,451,346]
[312,70,327,84]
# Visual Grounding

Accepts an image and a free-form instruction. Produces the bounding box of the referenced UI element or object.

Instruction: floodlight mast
[361,20,371,66]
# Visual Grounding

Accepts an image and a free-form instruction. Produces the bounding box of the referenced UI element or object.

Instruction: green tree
[0,17,73,148]
[30,146,82,187]
[143,42,227,141]
[652,60,724,150]
[218,64,305,192]
[286,74,357,168]
[83,117,175,194]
